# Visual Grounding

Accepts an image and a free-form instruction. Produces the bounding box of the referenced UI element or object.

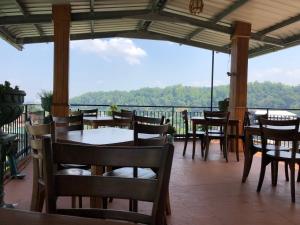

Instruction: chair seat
[57,168,91,176]
[187,130,205,136]
[103,167,156,179]
[206,133,225,138]
[266,151,300,160]
[253,144,290,151]
[59,164,91,170]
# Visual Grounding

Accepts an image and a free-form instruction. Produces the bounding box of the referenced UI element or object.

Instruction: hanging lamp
[189,0,204,15]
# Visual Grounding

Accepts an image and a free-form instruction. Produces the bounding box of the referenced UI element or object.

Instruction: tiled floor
[4,141,300,225]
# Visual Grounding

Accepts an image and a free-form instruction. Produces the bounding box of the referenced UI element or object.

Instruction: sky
[1,37,300,103]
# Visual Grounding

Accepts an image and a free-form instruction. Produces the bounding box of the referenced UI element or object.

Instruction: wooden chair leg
[200,137,205,158]
[30,182,39,211]
[165,190,171,215]
[242,153,254,183]
[297,163,300,182]
[289,162,296,203]
[204,138,210,161]
[257,158,268,192]
[271,161,278,186]
[102,197,108,209]
[183,136,188,156]
[78,197,83,208]
[223,139,228,162]
[71,197,76,208]
[285,162,289,181]
[38,187,45,212]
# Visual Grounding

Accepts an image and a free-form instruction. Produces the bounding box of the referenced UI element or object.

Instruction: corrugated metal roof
[0,0,299,57]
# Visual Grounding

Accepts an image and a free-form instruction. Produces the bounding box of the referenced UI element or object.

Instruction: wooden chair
[242,112,290,183]
[25,122,90,212]
[181,110,205,157]
[112,111,134,128]
[80,108,98,117]
[134,115,165,125]
[203,111,230,162]
[103,122,170,214]
[257,118,300,202]
[52,114,84,133]
[42,137,174,225]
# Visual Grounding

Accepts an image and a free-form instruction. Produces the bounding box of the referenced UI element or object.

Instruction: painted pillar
[51,4,71,117]
[229,21,251,150]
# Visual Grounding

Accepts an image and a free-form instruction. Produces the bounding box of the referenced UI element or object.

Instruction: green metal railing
[3,104,300,176]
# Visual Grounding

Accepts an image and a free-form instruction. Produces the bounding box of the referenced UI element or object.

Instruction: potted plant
[218,97,229,112]
[38,90,53,123]
[107,104,118,116]
[165,119,176,144]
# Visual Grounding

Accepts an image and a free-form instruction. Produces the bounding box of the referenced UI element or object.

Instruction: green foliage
[38,90,53,113]
[107,104,118,116]
[70,82,300,109]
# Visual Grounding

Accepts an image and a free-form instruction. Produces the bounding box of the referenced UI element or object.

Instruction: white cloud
[249,67,300,85]
[71,38,147,65]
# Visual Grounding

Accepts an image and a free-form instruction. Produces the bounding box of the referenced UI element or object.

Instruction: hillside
[70,82,300,109]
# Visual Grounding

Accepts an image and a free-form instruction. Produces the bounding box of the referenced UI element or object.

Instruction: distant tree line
[70,82,300,109]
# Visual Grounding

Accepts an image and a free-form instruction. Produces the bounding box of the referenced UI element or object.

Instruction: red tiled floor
[4,141,300,225]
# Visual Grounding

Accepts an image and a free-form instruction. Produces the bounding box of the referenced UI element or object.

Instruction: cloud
[249,67,300,85]
[71,38,147,65]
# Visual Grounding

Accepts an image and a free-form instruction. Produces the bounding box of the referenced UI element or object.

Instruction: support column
[229,21,251,150]
[51,4,71,117]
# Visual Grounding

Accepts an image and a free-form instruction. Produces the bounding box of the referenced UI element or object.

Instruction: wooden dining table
[0,208,129,225]
[191,117,240,161]
[56,127,157,208]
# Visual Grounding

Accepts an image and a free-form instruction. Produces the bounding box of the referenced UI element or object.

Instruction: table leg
[92,122,98,129]
[192,122,196,159]
[242,129,252,183]
[90,165,104,208]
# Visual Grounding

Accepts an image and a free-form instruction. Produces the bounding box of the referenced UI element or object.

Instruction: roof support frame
[90,0,94,36]
[249,32,300,57]
[14,0,44,36]
[16,29,230,54]
[0,9,284,47]
[139,0,168,31]
[255,13,300,37]
[0,27,23,50]
[186,0,249,40]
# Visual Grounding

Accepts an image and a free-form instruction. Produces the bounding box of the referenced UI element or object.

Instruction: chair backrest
[134,115,165,125]
[259,118,299,154]
[80,108,98,117]
[244,111,268,126]
[120,109,135,117]
[203,111,230,134]
[182,110,189,134]
[25,122,52,181]
[111,111,133,127]
[42,137,174,225]
[134,122,169,146]
[52,114,84,132]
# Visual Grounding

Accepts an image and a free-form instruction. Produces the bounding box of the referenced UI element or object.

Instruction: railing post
[171,106,175,126]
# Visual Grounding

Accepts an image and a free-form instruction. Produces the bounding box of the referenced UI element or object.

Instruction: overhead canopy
[0,0,300,57]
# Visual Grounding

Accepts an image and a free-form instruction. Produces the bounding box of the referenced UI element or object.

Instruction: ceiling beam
[90,0,94,36]
[14,0,44,36]
[16,29,230,54]
[249,32,300,58]
[186,0,249,40]
[0,9,284,47]
[0,27,23,50]
[139,0,167,31]
[255,13,300,37]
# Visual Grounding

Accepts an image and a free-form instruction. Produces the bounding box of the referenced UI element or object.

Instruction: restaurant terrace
[1,1,300,225]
